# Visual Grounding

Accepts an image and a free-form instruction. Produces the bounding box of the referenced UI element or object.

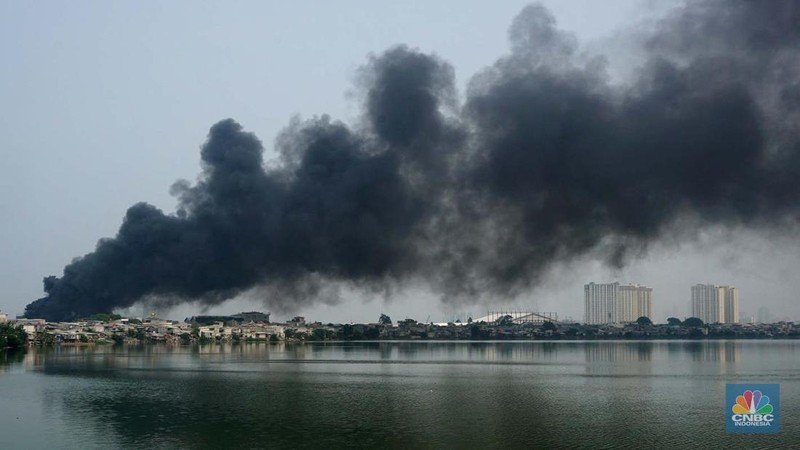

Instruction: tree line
[0,323,28,350]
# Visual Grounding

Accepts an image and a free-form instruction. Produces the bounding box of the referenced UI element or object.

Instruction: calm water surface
[0,341,798,449]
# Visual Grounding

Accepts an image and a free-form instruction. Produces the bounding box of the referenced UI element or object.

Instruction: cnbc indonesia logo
[733,390,773,419]
[727,384,780,433]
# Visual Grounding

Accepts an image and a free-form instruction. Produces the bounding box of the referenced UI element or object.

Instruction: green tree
[111,334,125,345]
[364,327,380,339]
[667,317,682,326]
[565,327,579,337]
[379,314,392,325]
[470,325,481,339]
[179,333,191,345]
[89,313,122,322]
[683,317,704,327]
[341,324,354,340]
[0,324,28,349]
[190,322,200,338]
[311,328,329,341]
[542,321,557,331]
[79,334,89,343]
[690,327,706,337]
[498,315,514,326]
[40,332,55,347]
[636,316,653,326]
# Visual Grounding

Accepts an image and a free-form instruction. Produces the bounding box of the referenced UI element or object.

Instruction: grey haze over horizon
[3,1,800,323]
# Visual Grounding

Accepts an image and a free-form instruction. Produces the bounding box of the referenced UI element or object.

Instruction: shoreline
[31,336,800,348]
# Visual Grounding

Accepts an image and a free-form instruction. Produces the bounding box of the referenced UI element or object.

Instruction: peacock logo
[732,390,773,415]
[727,384,779,433]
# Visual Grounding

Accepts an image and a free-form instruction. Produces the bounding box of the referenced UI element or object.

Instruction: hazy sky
[3,0,799,323]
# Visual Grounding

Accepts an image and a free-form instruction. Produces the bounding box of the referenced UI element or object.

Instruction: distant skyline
[3,1,800,323]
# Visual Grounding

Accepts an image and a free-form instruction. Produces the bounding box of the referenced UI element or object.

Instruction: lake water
[0,341,798,449]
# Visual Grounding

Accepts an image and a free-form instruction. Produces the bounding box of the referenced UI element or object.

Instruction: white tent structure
[474,311,558,324]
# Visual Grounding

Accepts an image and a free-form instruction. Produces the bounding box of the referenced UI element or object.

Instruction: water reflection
[583,342,654,380]
[0,349,26,375]
[584,342,653,363]
[667,340,742,363]
[0,342,796,449]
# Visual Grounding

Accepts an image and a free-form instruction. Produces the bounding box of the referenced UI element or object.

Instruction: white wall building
[723,287,740,325]
[585,282,653,324]
[618,284,653,323]
[691,284,739,324]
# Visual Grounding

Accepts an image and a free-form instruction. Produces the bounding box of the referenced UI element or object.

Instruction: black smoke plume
[26,1,800,320]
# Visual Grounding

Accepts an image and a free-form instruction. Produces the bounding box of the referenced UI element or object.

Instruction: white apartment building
[585,282,653,324]
[723,287,740,324]
[691,284,739,324]
[618,284,653,322]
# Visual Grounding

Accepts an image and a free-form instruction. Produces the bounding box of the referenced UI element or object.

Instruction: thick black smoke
[26,1,800,320]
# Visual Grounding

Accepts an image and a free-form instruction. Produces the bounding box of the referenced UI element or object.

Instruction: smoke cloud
[26,1,800,320]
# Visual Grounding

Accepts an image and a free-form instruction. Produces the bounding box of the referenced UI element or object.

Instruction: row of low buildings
[584,282,742,325]
[5,312,288,345]
[4,311,799,344]
[569,320,800,340]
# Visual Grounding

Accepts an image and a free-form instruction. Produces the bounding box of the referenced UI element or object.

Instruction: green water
[0,341,798,449]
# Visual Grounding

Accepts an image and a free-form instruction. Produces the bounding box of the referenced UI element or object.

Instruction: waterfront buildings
[691,284,739,324]
[474,311,559,324]
[188,311,271,325]
[584,282,653,324]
